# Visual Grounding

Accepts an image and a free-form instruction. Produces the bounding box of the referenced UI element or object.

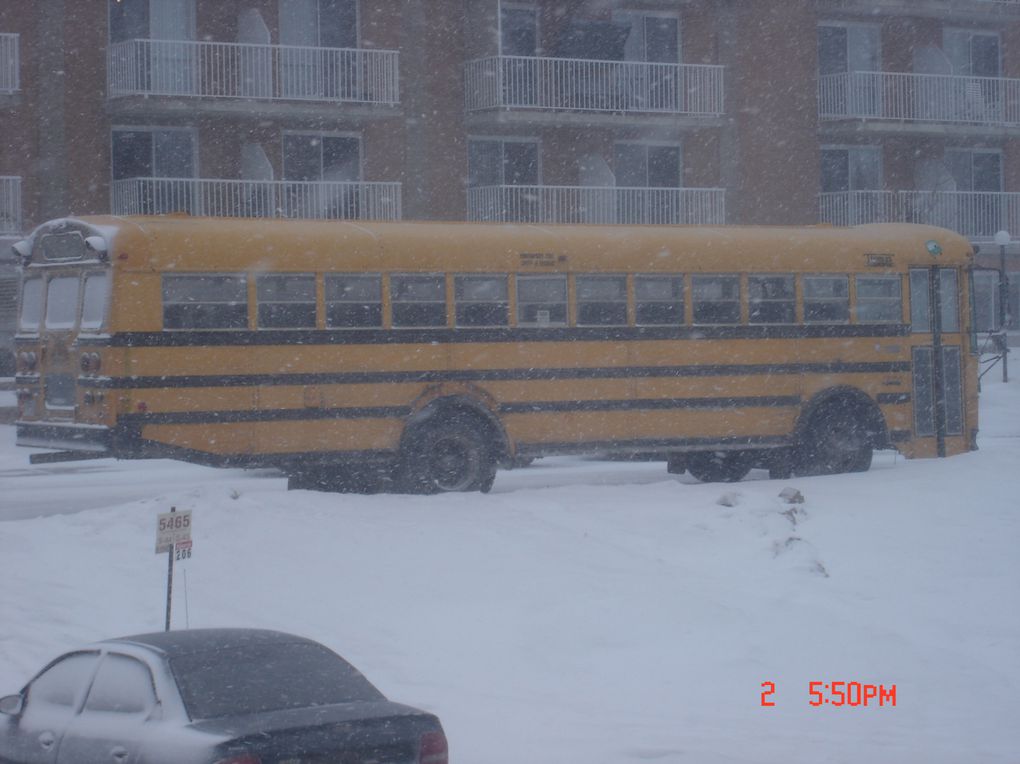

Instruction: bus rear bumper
[16,421,113,456]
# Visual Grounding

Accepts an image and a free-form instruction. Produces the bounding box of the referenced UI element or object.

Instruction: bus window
[256,274,316,329]
[455,275,509,327]
[803,275,849,323]
[635,275,683,326]
[909,269,931,332]
[517,275,567,327]
[692,274,740,324]
[939,269,960,333]
[45,276,80,330]
[162,274,248,330]
[391,274,446,328]
[855,275,902,323]
[325,274,382,328]
[576,275,627,326]
[80,273,110,331]
[19,277,43,331]
[748,275,795,324]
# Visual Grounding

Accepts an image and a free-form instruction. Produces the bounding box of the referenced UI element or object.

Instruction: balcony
[465,56,724,119]
[467,185,726,226]
[819,190,1020,240]
[0,176,21,234]
[819,71,1020,130]
[108,39,399,108]
[0,33,18,93]
[110,178,402,221]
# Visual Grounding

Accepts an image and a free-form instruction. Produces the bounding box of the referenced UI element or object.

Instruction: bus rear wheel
[400,420,496,494]
[685,451,752,483]
[797,403,873,475]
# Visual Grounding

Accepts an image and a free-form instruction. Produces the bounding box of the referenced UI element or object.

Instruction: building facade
[1,0,1019,367]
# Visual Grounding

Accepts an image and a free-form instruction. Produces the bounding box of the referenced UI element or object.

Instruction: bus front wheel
[400,420,497,494]
[685,451,752,483]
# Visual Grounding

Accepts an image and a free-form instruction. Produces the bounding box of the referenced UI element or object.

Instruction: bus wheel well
[794,387,887,475]
[397,397,508,493]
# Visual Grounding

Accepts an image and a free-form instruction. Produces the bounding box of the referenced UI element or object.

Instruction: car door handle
[111,746,129,762]
[37,731,56,749]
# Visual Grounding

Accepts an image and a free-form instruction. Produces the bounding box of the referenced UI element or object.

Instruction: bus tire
[399,420,496,494]
[797,401,873,476]
[686,451,752,483]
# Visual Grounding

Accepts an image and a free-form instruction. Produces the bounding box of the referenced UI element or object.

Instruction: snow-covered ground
[1,378,1019,763]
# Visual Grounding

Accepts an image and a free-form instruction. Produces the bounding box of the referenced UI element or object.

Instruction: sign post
[156,507,192,631]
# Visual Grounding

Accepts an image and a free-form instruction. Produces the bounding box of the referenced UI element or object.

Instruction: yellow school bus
[13,215,978,492]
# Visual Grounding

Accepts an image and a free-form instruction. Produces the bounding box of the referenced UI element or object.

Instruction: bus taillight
[79,352,101,374]
[16,352,37,373]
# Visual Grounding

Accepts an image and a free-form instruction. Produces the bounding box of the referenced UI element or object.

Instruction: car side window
[84,654,157,714]
[26,652,100,709]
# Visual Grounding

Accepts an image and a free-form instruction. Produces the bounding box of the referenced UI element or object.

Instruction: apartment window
[944,29,1000,78]
[256,274,316,329]
[501,4,537,56]
[283,133,361,218]
[748,275,795,324]
[280,0,357,48]
[616,12,680,63]
[855,275,902,323]
[821,146,881,193]
[803,275,849,323]
[455,275,509,327]
[818,23,880,74]
[391,274,446,328]
[635,275,683,325]
[162,274,248,330]
[576,275,627,326]
[112,128,195,181]
[325,274,382,328]
[945,149,1003,236]
[517,275,567,327]
[109,0,195,43]
[468,139,539,187]
[614,143,681,188]
[692,275,740,324]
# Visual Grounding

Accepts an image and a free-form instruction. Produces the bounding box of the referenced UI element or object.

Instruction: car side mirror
[0,694,24,716]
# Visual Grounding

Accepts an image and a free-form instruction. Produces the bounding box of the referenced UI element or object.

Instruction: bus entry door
[909,267,964,457]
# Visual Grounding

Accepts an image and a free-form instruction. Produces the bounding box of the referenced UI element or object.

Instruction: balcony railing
[468,185,726,225]
[0,33,18,93]
[0,176,21,234]
[108,39,399,104]
[820,190,1020,240]
[111,178,402,221]
[819,71,1020,127]
[465,56,724,116]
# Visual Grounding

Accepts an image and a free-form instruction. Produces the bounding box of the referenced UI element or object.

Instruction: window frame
[634,273,684,326]
[691,273,742,325]
[855,274,903,324]
[454,274,510,328]
[516,274,568,327]
[324,273,383,329]
[162,273,249,331]
[802,274,850,324]
[255,273,317,330]
[389,272,448,328]
[748,273,796,325]
[575,274,628,327]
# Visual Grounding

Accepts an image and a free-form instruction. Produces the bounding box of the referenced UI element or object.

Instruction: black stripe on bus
[499,396,801,414]
[120,395,801,427]
[80,361,912,390]
[516,435,791,456]
[76,323,912,348]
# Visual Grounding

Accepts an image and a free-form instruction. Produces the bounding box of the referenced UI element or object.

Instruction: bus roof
[35,215,975,273]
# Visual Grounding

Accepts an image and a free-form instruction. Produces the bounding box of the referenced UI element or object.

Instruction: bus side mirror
[11,239,31,263]
[0,694,24,716]
[84,236,108,259]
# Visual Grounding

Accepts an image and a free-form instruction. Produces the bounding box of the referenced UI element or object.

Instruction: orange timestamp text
[760,681,897,707]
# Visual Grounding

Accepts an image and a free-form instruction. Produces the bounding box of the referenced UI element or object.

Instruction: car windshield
[169,642,384,719]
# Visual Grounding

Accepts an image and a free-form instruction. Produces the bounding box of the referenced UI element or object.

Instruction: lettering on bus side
[519,253,567,268]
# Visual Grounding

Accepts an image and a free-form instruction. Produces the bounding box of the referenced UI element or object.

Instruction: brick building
[1,0,1019,365]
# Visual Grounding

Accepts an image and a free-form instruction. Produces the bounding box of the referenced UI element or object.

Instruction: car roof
[101,628,324,658]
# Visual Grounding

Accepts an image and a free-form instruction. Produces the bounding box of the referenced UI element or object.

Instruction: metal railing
[0,33,18,93]
[465,55,724,116]
[468,185,726,225]
[819,190,1020,239]
[819,70,1020,126]
[109,39,399,104]
[0,176,21,234]
[111,178,402,221]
